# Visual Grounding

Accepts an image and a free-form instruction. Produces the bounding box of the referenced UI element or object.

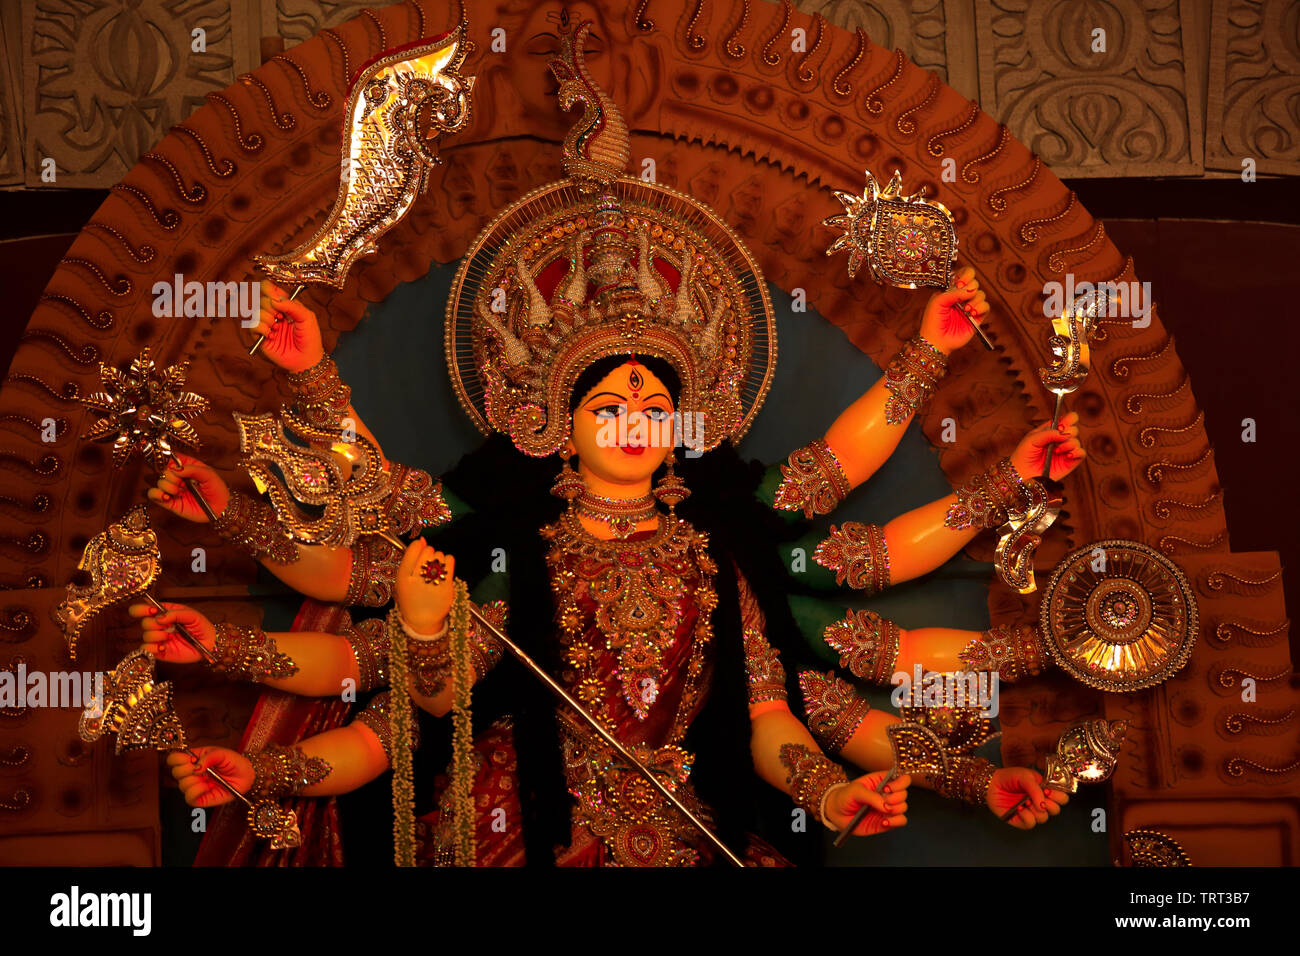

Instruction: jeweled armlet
[246,744,332,800]
[780,743,849,824]
[211,491,301,565]
[211,623,298,682]
[285,354,352,430]
[958,623,1047,682]
[883,335,948,425]
[351,690,421,760]
[344,536,403,607]
[798,670,870,754]
[773,438,851,518]
[945,457,1038,531]
[342,616,390,692]
[813,521,890,594]
[743,626,788,705]
[822,609,902,685]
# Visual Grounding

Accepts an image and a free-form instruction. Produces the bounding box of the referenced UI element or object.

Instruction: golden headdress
[445,18,776,457]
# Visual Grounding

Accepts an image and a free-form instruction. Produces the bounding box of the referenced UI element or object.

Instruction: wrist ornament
[937,756,997,807]
[245,744,332,800]
[344,536,403,606]
[883,336,948,425]
[773,439,851,518]
[211,623,298,682]
[958,623,1048,683]
[779,743,849,825]
[823,609,902,686]
[285,354,351,429]
[352,690,421,760]
[342,617,390,692]
[211,491,300,565]
[945,457,1040,532]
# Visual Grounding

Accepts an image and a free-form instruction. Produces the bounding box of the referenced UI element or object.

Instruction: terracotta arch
[1,0,1292,865]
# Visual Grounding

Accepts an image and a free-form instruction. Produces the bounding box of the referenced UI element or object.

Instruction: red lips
[619,445,647,456]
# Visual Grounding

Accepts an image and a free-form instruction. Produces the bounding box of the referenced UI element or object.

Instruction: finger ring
[420,558,448,585]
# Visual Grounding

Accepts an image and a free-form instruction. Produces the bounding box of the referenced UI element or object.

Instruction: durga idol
[141,17,1085,867]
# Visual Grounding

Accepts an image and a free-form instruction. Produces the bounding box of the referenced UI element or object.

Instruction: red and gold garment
[416,511,788,867]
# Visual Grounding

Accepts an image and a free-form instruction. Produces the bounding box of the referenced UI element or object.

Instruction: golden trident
[249,23,475,354]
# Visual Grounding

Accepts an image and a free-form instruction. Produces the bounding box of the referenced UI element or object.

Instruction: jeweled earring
[550,455,585,510]
[653,450,690,513]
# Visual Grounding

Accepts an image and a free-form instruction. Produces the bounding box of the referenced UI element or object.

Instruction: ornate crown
[445,18,775,457]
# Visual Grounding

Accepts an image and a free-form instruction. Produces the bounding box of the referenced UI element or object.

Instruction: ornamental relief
[3,0,1296,185]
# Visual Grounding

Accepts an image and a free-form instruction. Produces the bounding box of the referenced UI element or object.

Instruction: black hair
[416,357,818,866]
[568,353,682,415]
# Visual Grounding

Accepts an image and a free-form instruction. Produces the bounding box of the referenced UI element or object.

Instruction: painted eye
[593,404,626,420]
[644,407,672,422]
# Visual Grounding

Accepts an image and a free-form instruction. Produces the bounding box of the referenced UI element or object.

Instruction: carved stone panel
[20,0,259,188]
[1205,0,1300,176]
[973,0,1206,177]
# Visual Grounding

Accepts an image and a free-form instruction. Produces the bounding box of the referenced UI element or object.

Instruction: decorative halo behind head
[445,19,775,457]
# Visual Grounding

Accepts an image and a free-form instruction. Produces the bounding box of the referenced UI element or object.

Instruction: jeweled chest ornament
[1039,539,1198,692]
[249,24,474,354]
[80,648,302,849]
[823,169,993,350]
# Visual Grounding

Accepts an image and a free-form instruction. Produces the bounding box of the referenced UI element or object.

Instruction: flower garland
[386,583,476,867]
[385,607,416,867]
[448,579,476,867]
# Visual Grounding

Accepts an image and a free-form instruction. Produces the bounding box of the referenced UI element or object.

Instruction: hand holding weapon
[824,169,994,351]
[249,25,474,355]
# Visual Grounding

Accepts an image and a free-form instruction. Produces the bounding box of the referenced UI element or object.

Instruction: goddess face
[569,360,675,486]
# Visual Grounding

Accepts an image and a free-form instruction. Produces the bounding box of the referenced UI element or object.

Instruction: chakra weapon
[80,348,220,522]
[52,504,214,664]
[998,718,1127,822]
[235,418,747,866]
[824,169,994,351]
[249,24,475,354]
[1038,287,1110,477]
[80,648,301,848]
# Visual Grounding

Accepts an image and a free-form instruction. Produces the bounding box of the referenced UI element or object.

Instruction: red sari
[416,512,788,866]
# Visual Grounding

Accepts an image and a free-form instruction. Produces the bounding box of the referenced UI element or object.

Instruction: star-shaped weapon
[80,648,300,848]
[249,23,475,354]
[80,348,220,522]
[824,169,994,351]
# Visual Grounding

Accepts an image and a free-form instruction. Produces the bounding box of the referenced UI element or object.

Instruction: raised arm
[771,270,989,523]
[775,414,1086,595]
